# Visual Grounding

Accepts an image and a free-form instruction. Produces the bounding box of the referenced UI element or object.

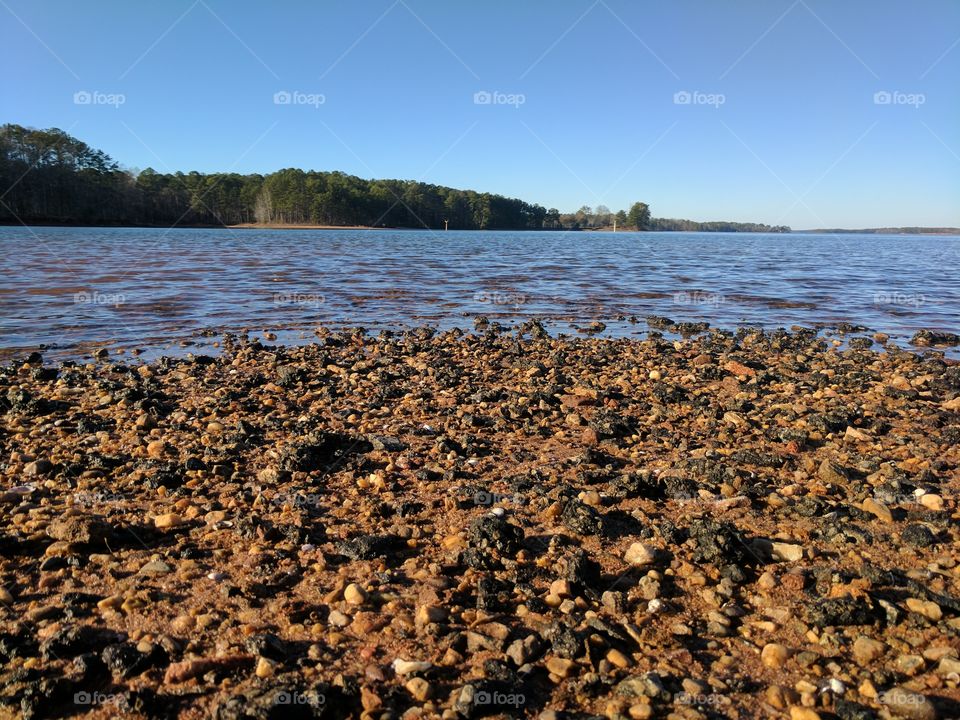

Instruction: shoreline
[2,325,959,717]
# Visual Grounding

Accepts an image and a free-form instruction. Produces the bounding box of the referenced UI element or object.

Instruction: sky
[2,0,959,228]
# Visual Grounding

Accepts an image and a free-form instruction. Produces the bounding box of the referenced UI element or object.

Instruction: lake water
[1,226,957,360]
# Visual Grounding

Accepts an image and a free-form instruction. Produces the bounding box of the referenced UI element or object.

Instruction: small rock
[862,498,893,523]
[344,583,368,605]
[853,636,885,665]
[153,513,181,529]
[392,659,432,676]
[762,643,790,669]
[254,656,275,678]
[905,598,942,621]
[771,542,804,562]
[405,677,433,701]
[546,656,575,678]
[0,587,13,604]
[879,687,936,720]
[919,494,944,511]
[625,542,656,566]
[789,708,821,720]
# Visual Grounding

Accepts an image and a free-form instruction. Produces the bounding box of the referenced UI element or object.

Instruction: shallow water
[0,226,957,360]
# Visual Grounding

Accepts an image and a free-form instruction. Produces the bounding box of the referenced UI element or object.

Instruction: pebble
[392,659,432,675]
[405,677,433,701]
[919,493,944,511]
[905,598,942,621]
[862,498,893,523]
[788,708,821,720]
[344,583,368,605]
[153,513,181,529]
[879,687,937,720]
[853,636,886,665]
[761,643,790,669]
[624,542,656,566]
[546,656,575,678]
[0,587,13,604]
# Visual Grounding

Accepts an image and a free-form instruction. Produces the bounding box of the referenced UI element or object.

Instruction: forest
[0,124,789,233]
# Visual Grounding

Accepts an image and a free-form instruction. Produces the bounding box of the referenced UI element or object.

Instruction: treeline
[1,124,789,233]
[0,124,548,229]
[650,218,791,233]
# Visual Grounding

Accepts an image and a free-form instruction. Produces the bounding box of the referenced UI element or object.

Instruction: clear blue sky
[3,0,958,227]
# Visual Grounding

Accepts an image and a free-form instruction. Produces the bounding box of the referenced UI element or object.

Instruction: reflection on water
[0,226,957,359]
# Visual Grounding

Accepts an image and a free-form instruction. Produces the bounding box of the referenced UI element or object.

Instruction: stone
[415,605,446,626]
[761,643,790,669]
[852,636,885,665]
[546,656,575,678]
[344,583,368,605]
[919,494,944,511]
[0,587,13,604]
[392,659,432,675]
[607,648,631,668]
[789,708,821,720]
[771,542,804,562]
[905,598,942,621]
[862,498,893,523]
[405,677,433,701]
[625,543,656,566]
[153,513,181,529]
[879,687,936,720]
[255,656,275,678]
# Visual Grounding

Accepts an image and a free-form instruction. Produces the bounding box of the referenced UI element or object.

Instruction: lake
[1,226,957,360]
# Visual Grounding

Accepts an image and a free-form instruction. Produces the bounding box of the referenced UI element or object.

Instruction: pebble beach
[1,322,959,719]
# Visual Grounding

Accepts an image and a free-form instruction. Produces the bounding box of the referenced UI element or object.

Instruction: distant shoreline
[2,221,958,235]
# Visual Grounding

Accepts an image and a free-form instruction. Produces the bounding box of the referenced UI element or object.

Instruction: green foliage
[0,124,547,229]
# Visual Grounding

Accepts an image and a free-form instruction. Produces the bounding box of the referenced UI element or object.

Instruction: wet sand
[1,324,959,719]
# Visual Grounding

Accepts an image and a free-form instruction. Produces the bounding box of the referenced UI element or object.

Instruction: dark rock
[911,329,960,347]
[246,633,288,662]
[901,524,936,548]
[336,534,404,561]
[466,515,524,557]
[560,500,604,536]
[807,597,877,628]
